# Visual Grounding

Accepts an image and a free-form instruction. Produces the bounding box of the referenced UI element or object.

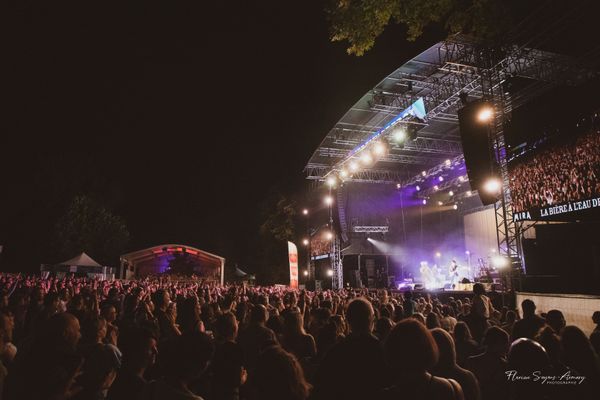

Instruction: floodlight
[373,142,386,155]
[445,159,451,167]
[435,252,441,258]
[449,191,454,196]
[349,161,359,172]
[360,152,373,165]
[438,176,444,182]
[393,127,406,142]
[326,176,337,187]
[491,255,509,269]
[340,169,348,178]
[483,177,502,194]
[302,208,309,215]
[324,195,333,206]
[477,107,494,122]
[415,185,421,191]
[422,199,427,205]
[327,269,334,277]
[433,185,439,191]
[466,190,472,197]
[325,231,334,240]
[302,238,309,246]
[437,201,443,206]
[303,270,308,276]
[453,204,458,210]
[421,171,427,177]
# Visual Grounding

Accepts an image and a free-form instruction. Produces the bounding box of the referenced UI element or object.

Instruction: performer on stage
[449,259,459,288]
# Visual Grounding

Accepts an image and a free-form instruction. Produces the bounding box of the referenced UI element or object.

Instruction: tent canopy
[57,252,103,267]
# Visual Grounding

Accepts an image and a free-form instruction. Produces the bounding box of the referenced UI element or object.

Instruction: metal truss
[315,146,447,165]
[329,130,462,155]
[331,235,343,289]
[403,155,465,186]
[352,226,389,233]
[305,164,405,184]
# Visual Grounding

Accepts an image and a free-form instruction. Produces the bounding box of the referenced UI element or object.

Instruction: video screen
[508,115,600,221]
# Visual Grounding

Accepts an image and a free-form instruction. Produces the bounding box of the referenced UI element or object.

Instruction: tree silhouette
[55,195,130,264]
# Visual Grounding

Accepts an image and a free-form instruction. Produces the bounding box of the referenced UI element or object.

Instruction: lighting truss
[352,226,390,233]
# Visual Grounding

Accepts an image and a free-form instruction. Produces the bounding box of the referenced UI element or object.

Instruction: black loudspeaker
[458,100,498,205]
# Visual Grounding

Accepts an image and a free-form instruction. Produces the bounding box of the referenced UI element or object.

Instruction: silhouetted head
[454,321,473,342]
[483,326,509,355]
[521,299,536,316]
[431,328,457,370]
[251,304,269,325]
[254,346,311,400]
[385,319,438,374]
[346,298,374,334]
[545,309,565,334]
[160,332,214,383]
[215,311,238,341]
[473,283,485,296]
[508,338,550,374]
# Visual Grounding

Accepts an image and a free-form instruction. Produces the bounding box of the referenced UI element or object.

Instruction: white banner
[287,241,299,289]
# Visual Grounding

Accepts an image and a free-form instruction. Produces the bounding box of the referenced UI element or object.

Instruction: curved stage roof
[120,244,225,283]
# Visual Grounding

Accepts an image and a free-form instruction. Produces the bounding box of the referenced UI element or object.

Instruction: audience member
[431,328,481,400]
[381,319,464,400]
[511,299,545,341]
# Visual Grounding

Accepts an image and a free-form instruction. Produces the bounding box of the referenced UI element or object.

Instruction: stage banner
[287,241,299,289]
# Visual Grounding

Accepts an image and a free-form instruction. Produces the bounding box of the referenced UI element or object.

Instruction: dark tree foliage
[256,190,299,284]
[55,195,130,265]
[327,0,512,55]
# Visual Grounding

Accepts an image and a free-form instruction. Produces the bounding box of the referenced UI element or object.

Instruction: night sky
[1,1,444,272]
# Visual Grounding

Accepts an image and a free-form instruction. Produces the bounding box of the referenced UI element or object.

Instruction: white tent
[57,252,103,267]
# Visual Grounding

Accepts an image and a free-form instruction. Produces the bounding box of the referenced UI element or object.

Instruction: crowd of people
[0,274,598,400]
[509,128,600,213]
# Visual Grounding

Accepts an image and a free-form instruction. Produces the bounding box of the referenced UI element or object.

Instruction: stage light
[477,107,494,123]
[303,270,308,276]
[340,169,348,179]
[491,248,497,253]
[483,177,502,194]
[453,204,458,210]
[458,175,466,182]
[373,142,386,155]
[465,250,470,255]
[326,176,337,187]
[422,199,427,205]
[325,231,334,240]
[421,171,427,177]
[324,195,333,206]
[491,255,509,269]
[349,161,359,172]
[449,191,454,196]
[327,269,334,277]
[302,209,309,215]
[396,183,401,189]
[433,185,439,191]
[393,127,406,142]
[438,176,444,182]
[360,152,373,165]
[437,201,443,206]
[415,185,421,191]
[435,252,441,258]
[466,190,472,197]
[445,159,451,167]
[302,238,309,246]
